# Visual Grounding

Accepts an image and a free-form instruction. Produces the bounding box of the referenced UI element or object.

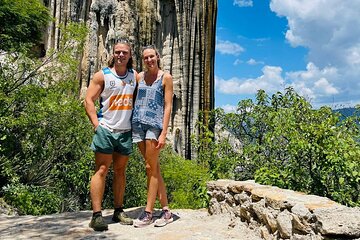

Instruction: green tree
[192,110,240,180]
[0,0,51,51]
[0,22,91,214]
[213,87,360,206]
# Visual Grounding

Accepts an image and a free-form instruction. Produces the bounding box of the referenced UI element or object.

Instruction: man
[84,40,136,231]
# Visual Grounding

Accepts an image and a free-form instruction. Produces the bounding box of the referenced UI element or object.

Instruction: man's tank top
[132,73,164,129]
[97,67,136,131]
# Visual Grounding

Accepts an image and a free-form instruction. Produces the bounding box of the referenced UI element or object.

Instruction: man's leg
[112,152,133,225]
[89,152,112,231]
[112,152,129,209]
[90,152,112,212]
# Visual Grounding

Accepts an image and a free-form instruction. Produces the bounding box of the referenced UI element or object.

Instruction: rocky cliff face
[42,0,217,159]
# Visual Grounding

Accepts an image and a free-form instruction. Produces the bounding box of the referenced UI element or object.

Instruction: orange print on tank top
[109,94,133,110]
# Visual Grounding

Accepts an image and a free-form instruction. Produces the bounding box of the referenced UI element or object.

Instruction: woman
[132,45,174,227]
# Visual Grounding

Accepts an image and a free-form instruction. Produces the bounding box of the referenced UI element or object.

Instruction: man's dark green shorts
[91,125,132,155]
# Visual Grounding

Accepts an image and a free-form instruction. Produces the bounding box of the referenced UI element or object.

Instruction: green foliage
[160,147,211,209]
[105,146,211,210]
[214,87,360,207]
[0,22,92,214]
[192,110,240,180]
[2,183,61,215]
[0,0,51,51]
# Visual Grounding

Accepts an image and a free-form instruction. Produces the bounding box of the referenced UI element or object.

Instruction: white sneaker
[154,209,173,227]
[133,211,153,228]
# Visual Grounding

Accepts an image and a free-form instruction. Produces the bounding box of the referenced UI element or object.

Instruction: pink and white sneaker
[154,209,173,227]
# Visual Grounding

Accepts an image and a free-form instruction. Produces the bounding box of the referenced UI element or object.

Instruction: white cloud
[233,59,243,65]
[269,0,360,106]
[217,61,342,106]
[314,78,338,95]
[219,104,238,113]
[215,66,284,95]
[216,40,245,56]
[233,0,253,8]
[286,62,340,103]
[270,1,360,68]
[247,58,264,65]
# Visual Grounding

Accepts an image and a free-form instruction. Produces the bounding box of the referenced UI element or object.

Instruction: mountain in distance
[333,107,359,120]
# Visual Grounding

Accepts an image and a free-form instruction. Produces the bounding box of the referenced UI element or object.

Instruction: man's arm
[84,71,104,131]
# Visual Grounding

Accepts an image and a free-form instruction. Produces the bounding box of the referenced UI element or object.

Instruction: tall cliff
[42,0,217,159]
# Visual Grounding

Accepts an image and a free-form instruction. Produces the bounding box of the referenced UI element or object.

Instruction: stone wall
[207,179,360,240]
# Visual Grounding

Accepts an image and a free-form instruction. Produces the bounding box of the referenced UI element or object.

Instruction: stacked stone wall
[207,180,360,240]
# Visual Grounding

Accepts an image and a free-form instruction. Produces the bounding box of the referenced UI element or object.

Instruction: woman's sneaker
[154,209,173,227]
[133,211,153,228]
[89,214,108,231]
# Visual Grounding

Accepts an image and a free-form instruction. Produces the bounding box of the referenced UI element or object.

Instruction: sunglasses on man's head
[116,38,130,44]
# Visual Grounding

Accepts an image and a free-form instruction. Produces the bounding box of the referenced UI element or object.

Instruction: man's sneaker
[112,209,133,225]
[89,214,108,231]
[154,209,173,227]
[133,211,153,228]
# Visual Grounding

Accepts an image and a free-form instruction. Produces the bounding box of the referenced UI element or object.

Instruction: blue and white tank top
[132,73,164,129]
[97,67,136,131]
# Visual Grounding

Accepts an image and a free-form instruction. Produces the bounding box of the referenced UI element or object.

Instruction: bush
[0,0,51,51]
[192,111,240,180]
[2,183,61,215]
[160,147,211,209]
[214,87,360,207]
[0,22,92,214]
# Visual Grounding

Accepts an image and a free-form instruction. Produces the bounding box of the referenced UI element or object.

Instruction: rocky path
[0,207,262,240]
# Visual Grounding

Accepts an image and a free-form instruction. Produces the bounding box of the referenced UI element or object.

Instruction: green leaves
[160,147,211,209]
[211,87,360,207]
[0,0,51,52]
[0,22,92,214]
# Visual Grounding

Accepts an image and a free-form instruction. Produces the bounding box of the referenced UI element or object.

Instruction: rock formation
[207,180,360,239]
[41,0,217,159]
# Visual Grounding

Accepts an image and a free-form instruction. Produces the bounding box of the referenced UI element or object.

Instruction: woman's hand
[156,134,166,149]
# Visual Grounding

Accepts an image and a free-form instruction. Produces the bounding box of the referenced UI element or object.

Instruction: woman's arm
[157,72,173,149]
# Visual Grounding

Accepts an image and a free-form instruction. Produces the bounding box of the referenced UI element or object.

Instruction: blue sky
[215,0,360,112]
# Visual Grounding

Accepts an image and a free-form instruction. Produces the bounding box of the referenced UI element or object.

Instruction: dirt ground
[0,207,263,240]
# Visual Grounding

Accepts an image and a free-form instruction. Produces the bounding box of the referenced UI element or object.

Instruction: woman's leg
[143,139,161,213]
[156,160,169,209]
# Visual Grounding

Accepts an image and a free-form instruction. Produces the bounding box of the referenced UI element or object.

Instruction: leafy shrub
[214,87,360,207]
[0,0,51,51]
[160,147,211,209]
[192,111,240,180]
[0,22,92,214]
[2,183,61,215]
